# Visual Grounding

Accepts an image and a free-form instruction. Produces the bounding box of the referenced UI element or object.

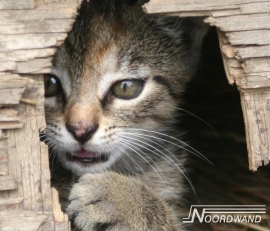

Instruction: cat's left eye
[44,74,62,97]
[111,79,144,99]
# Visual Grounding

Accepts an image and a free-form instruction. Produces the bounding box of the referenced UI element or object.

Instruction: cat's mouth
[68,148,109,165]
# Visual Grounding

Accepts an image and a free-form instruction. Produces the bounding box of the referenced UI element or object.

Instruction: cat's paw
[66,172,179,231]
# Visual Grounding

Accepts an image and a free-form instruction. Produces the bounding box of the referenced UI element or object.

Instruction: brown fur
[44,0,208,230]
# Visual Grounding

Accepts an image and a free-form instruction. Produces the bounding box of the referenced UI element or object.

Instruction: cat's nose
[65,103,99,144]
[66,123,99,144]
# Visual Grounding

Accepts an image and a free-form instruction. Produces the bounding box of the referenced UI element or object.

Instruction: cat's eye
[111,79,144,99]
[44,74,62,97]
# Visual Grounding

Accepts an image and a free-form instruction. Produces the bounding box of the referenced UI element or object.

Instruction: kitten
[43,0,208,230]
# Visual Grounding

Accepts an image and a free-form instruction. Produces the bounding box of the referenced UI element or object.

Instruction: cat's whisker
[44,131,69,170]
[115,143,151,185]
[118,133,196,195]
[119,138,169,187]
[119,133,187,175]
[123,128,212,164]
[174,106,228,151]
[120,136,171,187]
[47,144,58,169]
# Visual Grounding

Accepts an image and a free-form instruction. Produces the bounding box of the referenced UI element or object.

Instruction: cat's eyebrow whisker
[120,138,168,187]
[118,133,196,196]
[120,130,212,165]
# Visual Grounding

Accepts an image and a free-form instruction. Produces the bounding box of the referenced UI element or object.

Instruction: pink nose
[66,123,99,144]
[65,103,99,144]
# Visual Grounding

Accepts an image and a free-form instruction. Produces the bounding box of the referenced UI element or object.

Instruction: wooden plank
[0,130,8,140]
[0,0,35,10]
[0,109,20,122]
[143,0,270,14]
[40,142,53,213]
[243,58,270,73]
[0,61,16,72]
[0,214,48,231]
[205,14,270,31]
[0,122,24,130]
[16,58,53,74]
[52,187,71,231]
[243,77,270,91]
[211,2,270,16]
[14,76,45,211]
[0,6,77,23]
[0,197,23,206]
[0,142,8,177]
[0,48,56,62]
[236,45,270,59]
[0,176,16,191]
[0,33,67,52]
[240,91,270,171]
[227,30,270,45]
[0,19,75,35]
[0,75,29,106]
[0,74,29,90]
[5,129,23,211]
[217,30,244,85]
[0,88,27,106]
[36,0,81,5]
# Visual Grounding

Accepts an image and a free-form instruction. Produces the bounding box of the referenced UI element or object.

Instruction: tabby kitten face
[44,0,206,175]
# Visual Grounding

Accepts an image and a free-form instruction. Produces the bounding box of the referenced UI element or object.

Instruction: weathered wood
[241,92,270,171]
[40,142,53,213]
[0,74,30,90]
[235,45,270,59]
[0,0,35,10]
[243,58,270,73]
[211,2,270,16]
[143,0,270,15]
[52,187,71,231]
[0,130,7,140]
[0,61,15,72]
[0,109,20,122]
[0,197,23,206]
[0,121,24,129]
[0,213,47,231]
[16,58,53,74]
[0,19,75,35]
[0,48,56,62]
[227,30,270,46]
[205,14,270,31]
[0,5,77,23]
[0,33,67,52]
[0,176,16,191]
[0,75,29,106]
